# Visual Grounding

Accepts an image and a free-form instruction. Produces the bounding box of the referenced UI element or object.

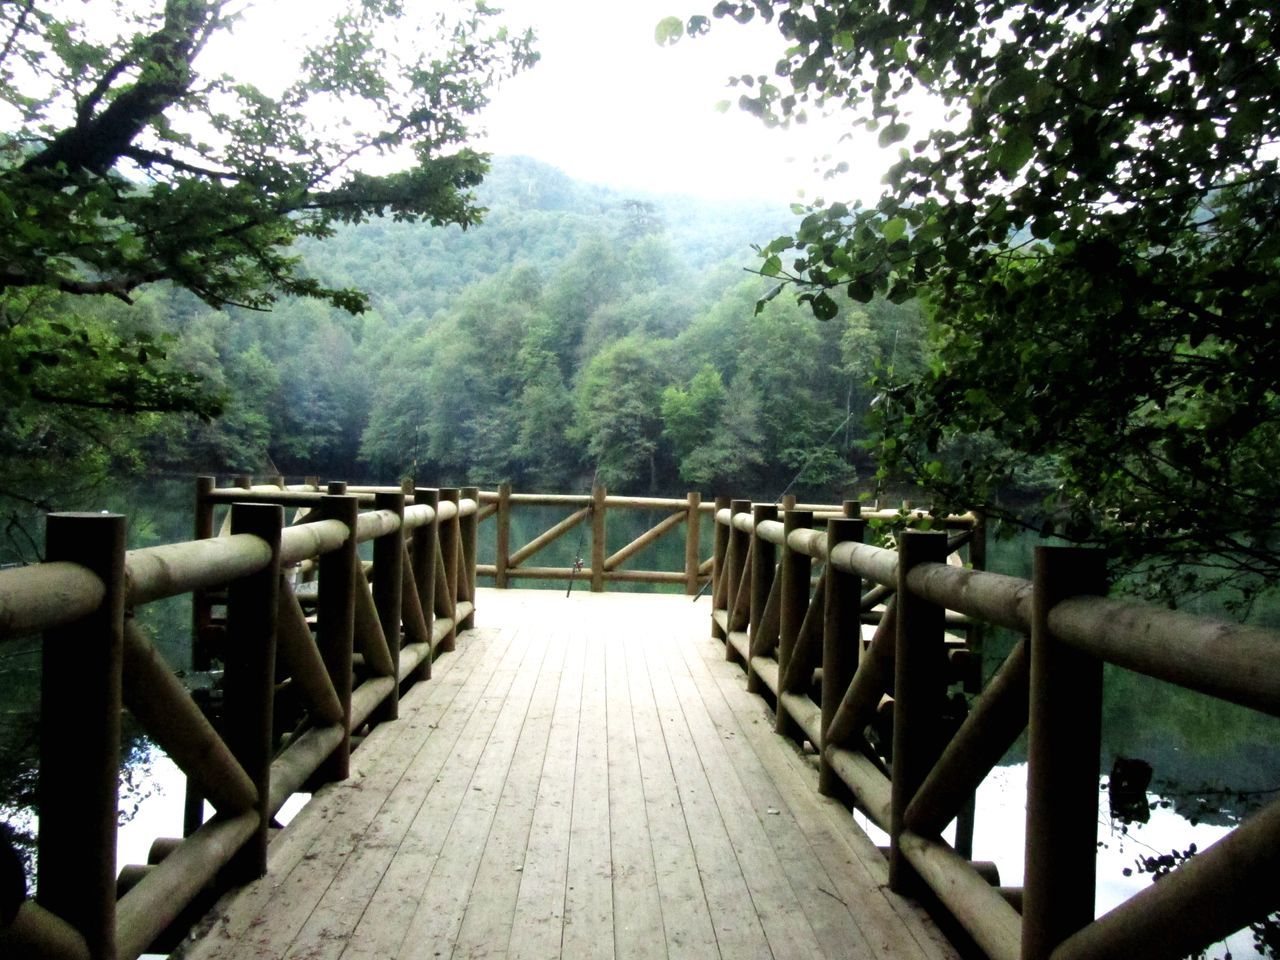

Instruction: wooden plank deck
[179,589,959,960]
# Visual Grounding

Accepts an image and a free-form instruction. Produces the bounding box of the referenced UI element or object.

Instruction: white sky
[204,0,891,205]
[49,0,899,205]
[469,0,884,204]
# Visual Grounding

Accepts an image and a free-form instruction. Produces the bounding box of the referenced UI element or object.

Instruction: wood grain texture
[178,589,960,960]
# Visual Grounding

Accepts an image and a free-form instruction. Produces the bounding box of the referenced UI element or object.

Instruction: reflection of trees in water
[0,479,193,885]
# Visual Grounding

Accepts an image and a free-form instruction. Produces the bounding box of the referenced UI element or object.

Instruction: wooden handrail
[707,492,1280,960]
[477,484,714,593]
[0,476,482,959]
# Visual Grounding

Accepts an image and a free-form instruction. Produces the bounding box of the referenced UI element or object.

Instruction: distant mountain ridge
[298,154,799,324]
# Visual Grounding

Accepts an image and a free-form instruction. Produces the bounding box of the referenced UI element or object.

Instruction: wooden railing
[709,501,1280,960]
[0,476,478,960]
[474,483,712,593]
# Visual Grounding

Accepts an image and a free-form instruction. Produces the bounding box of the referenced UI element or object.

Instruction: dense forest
[1,155,929,542]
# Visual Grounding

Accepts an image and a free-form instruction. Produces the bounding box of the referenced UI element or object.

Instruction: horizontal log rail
[473,482,718,594]
[0,475,480,960]
[708,499,1280,960]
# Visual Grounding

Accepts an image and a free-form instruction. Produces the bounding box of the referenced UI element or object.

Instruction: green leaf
[878,122,910,148]
[654,16,684,46]
[811,290,839,320]
[882,217,907,244]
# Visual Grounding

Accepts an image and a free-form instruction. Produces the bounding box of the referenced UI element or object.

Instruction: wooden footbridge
[1,479,1278,960]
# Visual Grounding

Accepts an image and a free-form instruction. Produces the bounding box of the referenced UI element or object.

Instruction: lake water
[1,481,1276,957]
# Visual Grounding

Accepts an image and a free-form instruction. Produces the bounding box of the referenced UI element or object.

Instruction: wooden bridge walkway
[180,588,957,960]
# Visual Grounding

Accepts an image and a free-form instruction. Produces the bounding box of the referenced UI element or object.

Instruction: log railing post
[954,508,987,860]
[412,488,440,678]
[820,514,865,796]
[459,486,479,629]
[192,476,216,672]
[222,502,282,884]
[684,491,702,596]
[1021,547,1107,960]
[315,494,358,784]
[590,484,606,592]
[437,488,460,652]
[746,503,777,694]
[711,495,731,640]
[372,492,404,721]
[889,529,948,894]
[186,476,217,837]
[776,508,812,735]
[495,482,511,589]
[39,512,126,959]
[725,499,752,660]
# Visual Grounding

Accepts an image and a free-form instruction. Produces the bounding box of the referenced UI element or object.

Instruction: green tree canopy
[0,0,535,442]
[683,0,1280,606]
[1,0,535,312]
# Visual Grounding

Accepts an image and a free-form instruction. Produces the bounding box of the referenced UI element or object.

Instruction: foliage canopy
[682,0,1280,605]
[1,0,535,313]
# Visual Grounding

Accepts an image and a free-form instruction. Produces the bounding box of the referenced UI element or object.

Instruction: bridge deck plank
[180,589,960,960]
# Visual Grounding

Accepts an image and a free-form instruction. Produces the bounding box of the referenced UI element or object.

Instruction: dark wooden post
[192,476,216,671]
[590,484,607,592]
[726,499,752,661]
[459,486,479,629]
[412,488,440,679]
[372,491,404,720]
[746,503,777,694]
[889,529,948,894]
[186,476,217,836]
[437,488,460,652]
[684,492,702,596]
[820,515,865,795]
[953,508,987,860]
[222,503,282,884]
[1021,547,1108,960]
[39,513,126,959]
[776,508,812,735]
[314,495,358,783]
[495,482,512,589]
[710,495,731,640]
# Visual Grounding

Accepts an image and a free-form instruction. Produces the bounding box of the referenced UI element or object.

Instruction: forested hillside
[2,155,927,521]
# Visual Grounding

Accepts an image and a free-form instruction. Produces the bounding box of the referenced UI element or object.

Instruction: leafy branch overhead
[0,0,537,313]
[674,0,1280,606]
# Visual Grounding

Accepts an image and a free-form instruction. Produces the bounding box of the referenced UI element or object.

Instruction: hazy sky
[161,0,896,205]
[472,0,883,204]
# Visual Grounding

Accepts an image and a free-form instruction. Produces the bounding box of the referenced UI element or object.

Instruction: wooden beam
[1021,547,1107,960]
[684,492,702,596]
[221,503,283,884]
[508,508,589,568]
[603,510,684,571]
[275,581,344,726]
[315,494,358,785]
[38,512,126,958]
[122,620,258,815]
[905,639,1029,837]
[821,515,865,795]
[889,530,949,895]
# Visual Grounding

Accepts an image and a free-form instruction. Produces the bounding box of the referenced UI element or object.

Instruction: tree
[681,1,1280,606]
[570,336,670,491]
[0,0,535,415]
